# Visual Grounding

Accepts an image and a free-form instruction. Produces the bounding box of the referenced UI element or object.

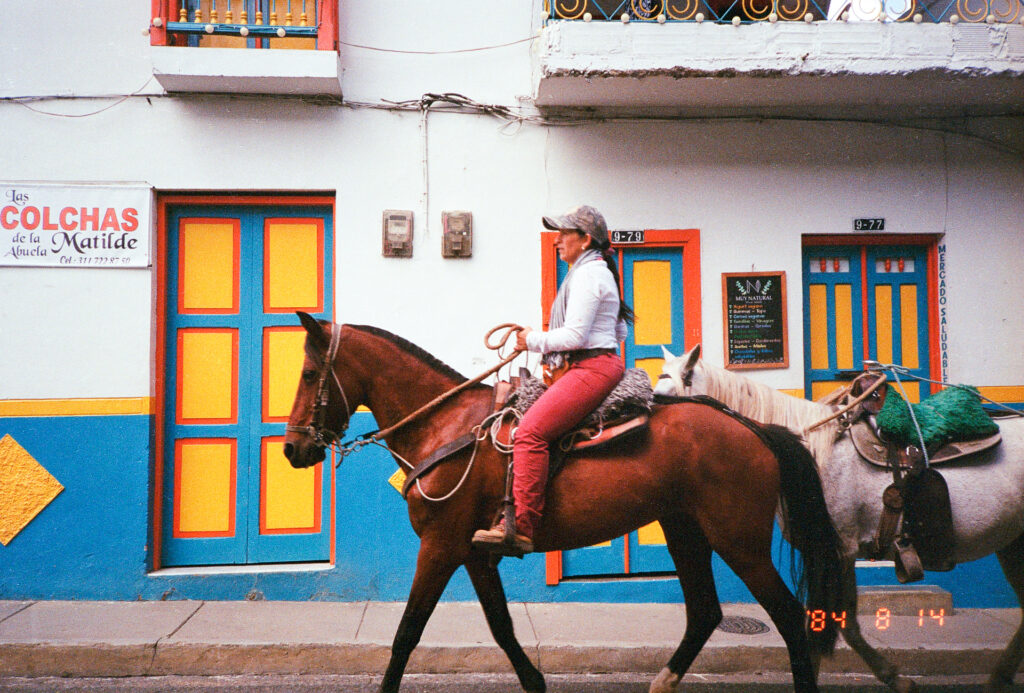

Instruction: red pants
[512,353,624,539]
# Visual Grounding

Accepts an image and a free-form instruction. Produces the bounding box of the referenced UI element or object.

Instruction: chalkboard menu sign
[722,271,789,370]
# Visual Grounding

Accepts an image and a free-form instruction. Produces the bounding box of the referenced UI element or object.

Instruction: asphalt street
[0,674,1004,692]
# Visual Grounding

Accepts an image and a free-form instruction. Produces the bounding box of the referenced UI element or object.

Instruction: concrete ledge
[857,585,954,615]
[0,643,156,677]
[151,46,343,96]
[0,600,1018,680]
[534,21,1024,116]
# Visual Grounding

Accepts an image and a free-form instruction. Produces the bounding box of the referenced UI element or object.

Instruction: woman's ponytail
[598,243,636,325]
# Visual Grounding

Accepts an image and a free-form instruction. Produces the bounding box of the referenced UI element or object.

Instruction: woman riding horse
[471,205,634,555]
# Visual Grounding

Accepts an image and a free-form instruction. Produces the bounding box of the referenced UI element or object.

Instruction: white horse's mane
[685,360,841,469]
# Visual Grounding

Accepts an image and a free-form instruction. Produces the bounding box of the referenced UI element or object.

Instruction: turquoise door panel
[163,204,333,567]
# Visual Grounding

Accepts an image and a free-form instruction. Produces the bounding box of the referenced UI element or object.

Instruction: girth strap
[401,432,478,499]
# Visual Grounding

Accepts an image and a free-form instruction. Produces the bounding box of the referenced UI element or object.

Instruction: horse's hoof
[650,667,681,693]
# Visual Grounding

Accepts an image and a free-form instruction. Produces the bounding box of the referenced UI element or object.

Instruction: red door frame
[152,192,336,571]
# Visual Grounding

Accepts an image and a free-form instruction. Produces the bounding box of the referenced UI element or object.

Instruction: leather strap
[401,432,477,498]
[872,484,904,559]
[894,538,924,583]
[567,347,616,363]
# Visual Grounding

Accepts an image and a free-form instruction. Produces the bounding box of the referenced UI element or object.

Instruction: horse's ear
[661,345,677,361]
[296,311,329,352]
[684,343,702,370]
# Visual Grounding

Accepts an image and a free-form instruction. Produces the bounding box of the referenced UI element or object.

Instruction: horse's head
[653,343,704,397]
[283,312,356,469]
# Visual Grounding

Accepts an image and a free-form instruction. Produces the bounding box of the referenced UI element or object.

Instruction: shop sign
[1,183,151,268]
[722,271,789,370]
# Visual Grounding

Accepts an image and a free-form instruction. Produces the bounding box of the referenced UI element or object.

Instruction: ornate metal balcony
[150,0,337,50]
[545,0,1023,23]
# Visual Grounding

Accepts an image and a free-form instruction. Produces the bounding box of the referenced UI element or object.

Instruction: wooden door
[160,201,333,566]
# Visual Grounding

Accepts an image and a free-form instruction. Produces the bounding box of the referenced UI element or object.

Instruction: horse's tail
[758,422,843,657]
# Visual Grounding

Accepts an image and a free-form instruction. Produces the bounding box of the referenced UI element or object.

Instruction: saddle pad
[509,368,654,427]
[876,385,999,450]
[850,418,1001,468]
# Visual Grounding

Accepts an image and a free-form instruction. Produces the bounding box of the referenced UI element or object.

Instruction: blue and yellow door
[541,230,701,582]
[803,237,937,403]
[156,197,334,567]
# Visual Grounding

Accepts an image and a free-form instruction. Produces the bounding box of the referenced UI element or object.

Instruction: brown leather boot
[471,525,533,555]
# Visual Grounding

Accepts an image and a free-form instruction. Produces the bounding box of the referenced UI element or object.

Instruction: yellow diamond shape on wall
[0,434,64,546]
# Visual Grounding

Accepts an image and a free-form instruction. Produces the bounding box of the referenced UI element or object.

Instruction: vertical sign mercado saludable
[1,182,151,267]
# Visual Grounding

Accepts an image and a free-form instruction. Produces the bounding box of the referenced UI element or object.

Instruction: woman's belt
[566,348,616,364]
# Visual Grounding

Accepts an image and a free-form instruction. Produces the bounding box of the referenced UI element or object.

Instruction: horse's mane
[694,361,840,469]
[347,324,474,385]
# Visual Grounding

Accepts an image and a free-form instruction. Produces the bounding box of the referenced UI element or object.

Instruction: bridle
[285,323,351,449]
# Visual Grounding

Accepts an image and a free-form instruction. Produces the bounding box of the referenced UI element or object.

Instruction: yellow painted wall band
[977,386,1024,403]
[1,387,1017,421]
[0,398,153,417]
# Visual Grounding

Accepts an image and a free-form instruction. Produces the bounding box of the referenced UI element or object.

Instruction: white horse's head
[653,343,705,397]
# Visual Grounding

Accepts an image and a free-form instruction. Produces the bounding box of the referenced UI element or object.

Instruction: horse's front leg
[380,542,461,693]
[465,554,546,693]
[836,557,917,693]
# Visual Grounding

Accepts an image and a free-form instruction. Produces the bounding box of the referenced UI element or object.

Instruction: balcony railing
[545,0,1023,22]
[150,0,338,50]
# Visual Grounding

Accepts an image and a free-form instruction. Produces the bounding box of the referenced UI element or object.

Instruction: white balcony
[151,46,342,96]
[534,20,1024,117]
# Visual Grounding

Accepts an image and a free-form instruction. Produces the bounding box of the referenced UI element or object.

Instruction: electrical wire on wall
[3,86,1022,158]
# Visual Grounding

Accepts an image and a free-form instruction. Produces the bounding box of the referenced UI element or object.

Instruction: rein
[294,322,525,468]
[368,323,524,442]
[804,372,887,433]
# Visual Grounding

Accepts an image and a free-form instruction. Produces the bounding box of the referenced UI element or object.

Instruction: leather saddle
[838,372,1002,582]
[849,418,1001,468]
[400,371,650,499]
[494,370,650,474]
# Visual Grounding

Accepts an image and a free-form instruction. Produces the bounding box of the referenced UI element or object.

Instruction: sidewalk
[0,597,1019,681]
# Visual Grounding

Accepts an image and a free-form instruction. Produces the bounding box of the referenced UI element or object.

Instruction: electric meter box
[441,211,473,258]
[382,210,413,258]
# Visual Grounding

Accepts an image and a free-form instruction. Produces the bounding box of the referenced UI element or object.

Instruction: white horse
[655,345,1024,693]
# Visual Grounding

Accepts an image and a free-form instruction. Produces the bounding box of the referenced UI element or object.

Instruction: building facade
[0,0,1021,606]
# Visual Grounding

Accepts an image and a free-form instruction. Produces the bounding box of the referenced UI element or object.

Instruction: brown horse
[284,313,843,693]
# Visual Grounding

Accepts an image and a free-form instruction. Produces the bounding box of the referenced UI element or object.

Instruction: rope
[368,323,525,442]
[346,407,523,503]
[804,373,887,433]
[331,325,528,503]
[869,362,1024,417]
[887,366,931,467]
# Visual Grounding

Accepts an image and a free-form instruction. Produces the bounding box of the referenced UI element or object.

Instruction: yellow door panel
[175,439,236,536]
[177,329,238,423]
[179,219,238,313]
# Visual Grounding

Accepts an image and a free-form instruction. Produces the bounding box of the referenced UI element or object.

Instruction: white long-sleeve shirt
[526,260,628,354]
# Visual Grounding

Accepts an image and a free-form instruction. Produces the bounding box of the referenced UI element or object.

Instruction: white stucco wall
[0,1,1021,400]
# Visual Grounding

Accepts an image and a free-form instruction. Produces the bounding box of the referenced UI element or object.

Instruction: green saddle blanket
[876,384,999,451]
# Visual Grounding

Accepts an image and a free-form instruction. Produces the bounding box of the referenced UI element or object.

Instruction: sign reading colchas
[1,182,151,267]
